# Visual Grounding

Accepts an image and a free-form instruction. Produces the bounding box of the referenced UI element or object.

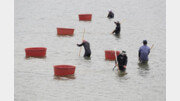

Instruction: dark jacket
[77,41,91,57]
[112,22,121,35]
[107,11,114,19]
[117,54,127,67]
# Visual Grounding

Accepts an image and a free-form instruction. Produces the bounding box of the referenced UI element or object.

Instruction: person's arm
[114,22,117,25]
[138,51,140,58]
[112,22,117,34]
[77,42,84,47]
[107,14,109,18]
[112,13,114,17]
[111,29,115,34]
[124,55,128,66]
[138,48,141,61]
[107,12,110,18]
[138,48,141,58]
[119,23,121,32]
[148,47,150,55]
[111,22,118,34]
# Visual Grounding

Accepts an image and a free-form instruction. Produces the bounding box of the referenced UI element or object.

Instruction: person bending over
[107,10,114,19]
[112,21,121,35]
[77,40,91,57]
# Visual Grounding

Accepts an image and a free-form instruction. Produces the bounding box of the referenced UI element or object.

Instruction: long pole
[111,19,125,34]
[150,44,154,50]
[79,28,85,56]
[113,48,118,71]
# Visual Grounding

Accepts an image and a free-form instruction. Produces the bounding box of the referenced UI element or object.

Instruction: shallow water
[15,0,166,101]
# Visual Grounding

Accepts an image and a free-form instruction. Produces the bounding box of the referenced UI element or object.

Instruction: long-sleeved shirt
[139,45,150,61]
[77,41,91,57]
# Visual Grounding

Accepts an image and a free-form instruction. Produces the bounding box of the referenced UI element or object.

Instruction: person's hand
[115,64,118,66]
[123,65,126,68]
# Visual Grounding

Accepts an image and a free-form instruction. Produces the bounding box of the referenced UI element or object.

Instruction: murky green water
[15,0,166,101]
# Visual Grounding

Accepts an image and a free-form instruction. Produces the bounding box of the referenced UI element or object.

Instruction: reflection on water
[25,56,47,60]
[84,56,91,60]
[138,62,150,70]
[114,34,120,38]
[117,70,128,77]
[115,70,129,81]
[56,35,74,37]
[138,62,150,77]
[53,75,76,80]
[114,69,128,77]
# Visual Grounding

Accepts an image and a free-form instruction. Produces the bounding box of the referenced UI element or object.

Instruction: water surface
[15,0,166,101]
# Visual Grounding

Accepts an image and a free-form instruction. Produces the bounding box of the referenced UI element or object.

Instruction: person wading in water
[107,10,114,19]
[77,40,91,58]
[138,40,150,63]
[116,51,128,72]
[112,21,121,35]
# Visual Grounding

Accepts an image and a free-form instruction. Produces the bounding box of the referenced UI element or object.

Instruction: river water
[15,0,166,101]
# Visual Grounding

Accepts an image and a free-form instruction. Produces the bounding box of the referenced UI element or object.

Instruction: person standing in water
[138,40,150,63]
[77,40,91,57]
[107,10,114,19]
[112,21,121,35]
[116,51,128,72]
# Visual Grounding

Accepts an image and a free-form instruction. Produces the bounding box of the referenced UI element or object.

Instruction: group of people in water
[77,10,151,72]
